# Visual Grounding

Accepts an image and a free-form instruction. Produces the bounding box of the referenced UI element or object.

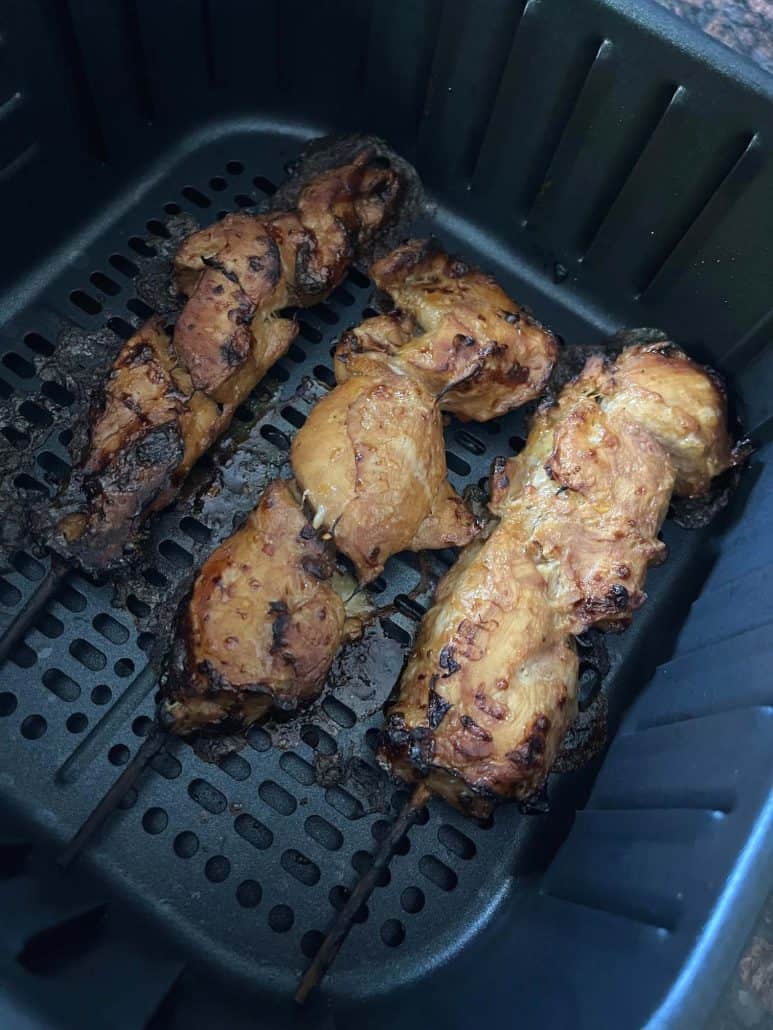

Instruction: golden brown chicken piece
[51,145,410,574]
[160,480,365,735]
[380,341,739,815]
[291,240,558,582]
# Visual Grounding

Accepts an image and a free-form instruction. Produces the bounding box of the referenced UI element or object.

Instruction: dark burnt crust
[506,714,551,770]
[427,682,452,729]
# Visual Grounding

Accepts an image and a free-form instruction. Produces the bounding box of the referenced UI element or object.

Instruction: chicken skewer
[59,240,558,863]
[297,338,741,999]
[3,138,413,668]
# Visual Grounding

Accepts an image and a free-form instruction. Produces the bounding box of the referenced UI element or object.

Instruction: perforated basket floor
[0,125,745,1018]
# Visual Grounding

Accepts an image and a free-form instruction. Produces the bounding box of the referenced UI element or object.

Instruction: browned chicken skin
[380,342,739,816]
[291,240,558,582]
[52,147,407,574]
[160,480,365,735]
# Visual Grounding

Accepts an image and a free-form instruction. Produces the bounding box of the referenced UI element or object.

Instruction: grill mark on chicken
[380,341,741,816]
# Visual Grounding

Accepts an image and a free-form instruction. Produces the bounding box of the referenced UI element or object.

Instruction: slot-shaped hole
[260,424,290,451]
[70,290,102,316]
[56,585,86,612]
[4,425,31,449]
[90,272,121,296]
[234,194,255,208]
[11,551,45,580]
[126,593,150,618]
[146,219,170,238]
[455,430,486,455]
[0,577,21,606]
[164,201,181,215]
[438,824,476,860]
[253,175,276,194]
[381,618,411,646]
[69,638,106,671]
[188,778,226,814]
[142,567,167,589]
[304,814,343,851]
[509,435,526,454]
[109,254,140,278]
[259,780,296,815]
[279,751,314,785]
[329,885,367,922]
[365,727,382,753]
[313,364,335,388]
[158,539,193,568]
[209,176,227,191]
[311,303,338,325]
[226,160,244,175]
[322,696,356,728]
[36,451,69,482]
[362,306,379,319]
[287,342,306,363]
[300,723,337,755]
[301,930,324,958]
[280,405,306,429]
[234,812,273,850]
[218,752,251,781]
[204,855,231,883]
[371,819,410,857]
[2,352,34,378]
[446,451,471,476]
[394,595,425,621]
[298,320,322,343]
[107,316,135,340]
[92,613,129,644]
[181,186,210,208]
[11,643,36,668]
[0,378,12,398]
[419,855,458,891]
[281,848,320,886]
[19,400,52,427]
[127,298,154,320]
[331,286,355,306]
[128,236,155,257]
[366,575,387,595]
[41,668,80,701]
[325,785,363,820]
[179,516,211,543]
[35,612,63,638]
[40,381,74,406]
[150,751,181,779]
[246,725,271,752]
[14,473,47,496]
[23,332,54,356]
[352,849,390,886]
[348,268,369,288]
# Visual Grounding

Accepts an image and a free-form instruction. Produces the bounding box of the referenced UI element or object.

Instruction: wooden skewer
[58,722,169,869]
[295,781,431,1004]
[0,565,63,665]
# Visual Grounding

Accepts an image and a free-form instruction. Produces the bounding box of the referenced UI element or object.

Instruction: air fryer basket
[0,2,771,1028]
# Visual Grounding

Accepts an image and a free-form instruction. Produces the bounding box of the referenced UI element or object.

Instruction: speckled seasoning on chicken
[49,140,416,575]
[291,238,558,582]
[380,341,742,816]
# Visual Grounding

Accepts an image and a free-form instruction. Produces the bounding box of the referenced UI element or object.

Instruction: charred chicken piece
[160,480,365,735]
[380,341,740,816]
[51,144,410,574]
[291,240,557,583]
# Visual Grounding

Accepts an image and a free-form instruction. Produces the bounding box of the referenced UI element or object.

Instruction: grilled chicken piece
[380,341,739,815]
[291,240,557,582]
[160,480,365,735]
[52,144,410,574]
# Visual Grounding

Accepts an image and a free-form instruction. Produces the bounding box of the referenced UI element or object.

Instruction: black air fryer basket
[0,1,771,1027]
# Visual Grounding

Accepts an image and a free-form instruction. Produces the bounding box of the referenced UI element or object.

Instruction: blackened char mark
[427,682,451,729]
[459,714,493,742]
[507,714,550,769]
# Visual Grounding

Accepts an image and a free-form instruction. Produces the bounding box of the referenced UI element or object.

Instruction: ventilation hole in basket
[10,643,36,668]
[438,824,476,860]
[128,236,156,257]
[92,613,130,645]
[259,780,296,816]
[352,849,390,887]
[0,691,17,716]
[300,723,337,755]
[401,886,425,914]
[325,786,363,820]
[313,364,335,388]
[321,696,356,728]
[3,425,30,449]
[216,210,228,221]
[394,595,425,621]
[105,316,134,341]
[380,919,405,947]
[179,516,211,544]
[446,451,471,476]
[381,618,411,645]
[127,297,155,320]
[14,473,47,496]
[150,751,181,779]
[35,612,63,639]
[226,160,244,175]
[18,402,50,429]
[455,429,486,455]
[36,451,69,482]
[125,594,150,620]
[189,778,227,815]
[173,831,199,858]
[137,631,155,654]
[42,668,80,702]
[91,684,111,706]
[296,320,322,344]
[329,885,367,923]
[20,714,46,740]
[280,405,306,429]
[0,577,21,607]
[57,584,87,612]
[348,268,369,289]
[419,855,458,891]
[366,575,387,595]
[279,751,314,785]
[509,435,526,454]
[218,752,251,781]
[205,855,231,883]
[146,218,170,239]
[110,254,140,278]
[331,286,355,307]
[234,194,255,208]
[141,807,168,835]
[253,175,276,195]
[158,539,193,568]
[209,176,227,191]
[182,186,210,208]
[246,725,271,753]
[142,567,167,589]
[259,424,290,451]
[268,904,294,932]
[365,728,382,753]
[304,814,342,852]
[41,380,74,406]
[282,849,320,886]
[8,551,40,581]
[68,638,105,671]
[233,403,253,423]
[90,271,121,296]
[3,352,35,378]
[362,306,379,319]
[163,201,182,215]
[24,331,55,356]
[288,342,306,363]
[300,930,324,958]
[234,812,273,851]
[70,290,102,316]
[237,879,262,907]
[109,744,130,766]
[132,717,154,740]
[312,303,338,326]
